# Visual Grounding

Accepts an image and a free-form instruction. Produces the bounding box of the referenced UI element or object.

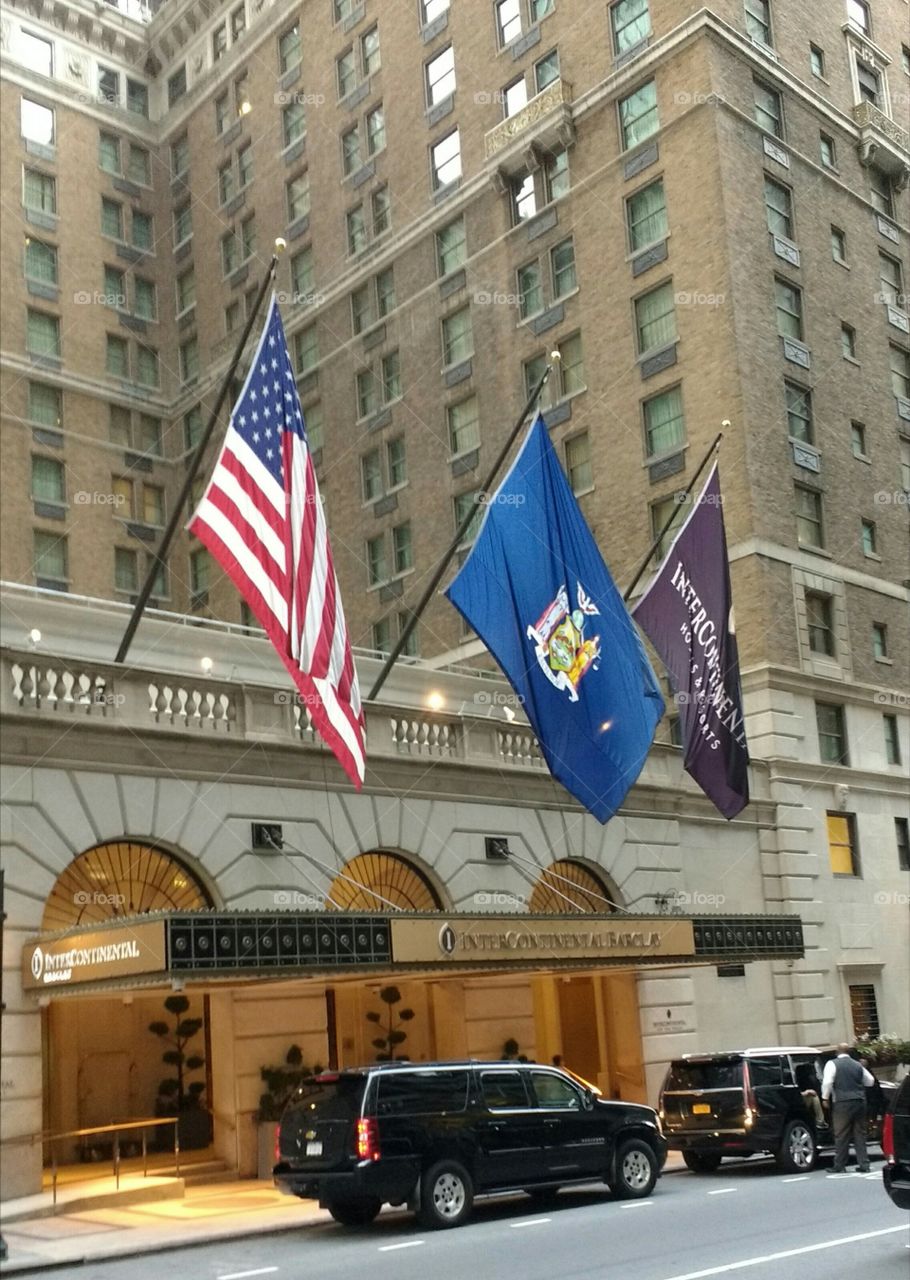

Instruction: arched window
[528,859,617,914]
[42,841,211,931]
[326,851,442,911]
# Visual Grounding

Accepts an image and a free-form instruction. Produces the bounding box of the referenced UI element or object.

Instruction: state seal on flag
[527,582,601,702]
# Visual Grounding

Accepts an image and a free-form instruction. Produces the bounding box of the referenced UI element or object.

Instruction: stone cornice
[730,538,908,602]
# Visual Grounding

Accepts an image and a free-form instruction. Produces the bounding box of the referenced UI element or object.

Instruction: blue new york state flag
[445,414,664,824]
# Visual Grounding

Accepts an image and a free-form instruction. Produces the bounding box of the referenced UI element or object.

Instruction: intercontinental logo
[434,919,668,960]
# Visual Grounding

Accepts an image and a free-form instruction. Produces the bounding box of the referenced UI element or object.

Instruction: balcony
[484,78,574,171]
[853,101,910,183]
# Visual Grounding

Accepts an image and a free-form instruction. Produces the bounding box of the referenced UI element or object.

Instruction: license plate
[692,1103,711,1115]
[306,1141,323,1156]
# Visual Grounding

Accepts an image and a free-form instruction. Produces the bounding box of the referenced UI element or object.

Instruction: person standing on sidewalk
[821,1044,874,1173]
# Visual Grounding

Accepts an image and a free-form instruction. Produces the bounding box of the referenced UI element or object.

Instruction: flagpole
[367,359,558,702]
[113,245,285,666]
[622,429,725,604]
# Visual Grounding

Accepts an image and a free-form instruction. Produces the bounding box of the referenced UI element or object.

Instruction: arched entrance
[528,858,618,914]
[41,842,213,1158]
[325,849,443,911]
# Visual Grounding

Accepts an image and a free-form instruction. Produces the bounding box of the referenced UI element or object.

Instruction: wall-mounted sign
[391,917,697,966]
[22,920,166,991]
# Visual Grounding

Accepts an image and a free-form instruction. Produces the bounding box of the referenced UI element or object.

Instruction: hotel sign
[22,921,166,991]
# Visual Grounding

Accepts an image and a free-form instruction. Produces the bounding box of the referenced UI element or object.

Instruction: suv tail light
[356,1117,381,1162]
[275,1125,282,1162]
[882,1113,895,1162]
[743,1061,757,1127]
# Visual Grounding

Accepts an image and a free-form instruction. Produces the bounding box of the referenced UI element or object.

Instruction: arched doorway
[325,849,443,911]
[528,858,618,914]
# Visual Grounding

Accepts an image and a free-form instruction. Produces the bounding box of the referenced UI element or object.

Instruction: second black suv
[274,1060,667,1229]
[883,1075,910,1210]
[659,1047,892,1173]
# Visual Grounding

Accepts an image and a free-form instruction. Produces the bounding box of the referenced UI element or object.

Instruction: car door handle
[544,1118,561,1129]
[483,1121,505,1131]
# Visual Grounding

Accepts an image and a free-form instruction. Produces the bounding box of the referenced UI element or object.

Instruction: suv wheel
[326,1197,382,1226]
[683,1151,722,1173]
[417,1159,474,1229]
[609,1138,659,1199]
[776,1119,817,1173]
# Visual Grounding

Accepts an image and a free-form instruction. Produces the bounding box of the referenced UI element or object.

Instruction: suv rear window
[290,1074,367,1118]
[375,1070,470,1117]
[665,1060,744,1091]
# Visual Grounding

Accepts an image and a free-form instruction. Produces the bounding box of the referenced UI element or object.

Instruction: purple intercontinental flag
[632,463,749,819]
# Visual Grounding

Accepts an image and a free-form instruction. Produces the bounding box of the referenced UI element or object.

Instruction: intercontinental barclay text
[38,939,141,981]
[457,929,664,952]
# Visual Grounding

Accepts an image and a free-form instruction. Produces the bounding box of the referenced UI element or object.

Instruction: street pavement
[1,1154,907,1279]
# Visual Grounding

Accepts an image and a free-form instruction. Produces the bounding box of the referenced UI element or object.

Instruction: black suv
[659,1046,893,1173]
[274,1060,667,1229]
[883,1075,910,1210]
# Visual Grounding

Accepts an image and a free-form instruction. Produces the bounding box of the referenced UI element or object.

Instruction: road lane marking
[217,1270,279,1280]
[781,1176,809,1183]
[656,1225,907,1280]
[510,1218,551,1228]
[619,1200,653,1207]
[707,1188,737,1195]
[378,1241,424,1252]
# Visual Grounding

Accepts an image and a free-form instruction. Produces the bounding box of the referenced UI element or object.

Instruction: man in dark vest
[821,1044,874,1173]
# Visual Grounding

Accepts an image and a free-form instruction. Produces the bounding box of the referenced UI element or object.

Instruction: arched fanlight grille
[528,859,616,915]
[42,841,211,931]
[326,851,441,912]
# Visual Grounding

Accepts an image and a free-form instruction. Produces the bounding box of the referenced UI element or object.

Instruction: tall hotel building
[0,0,907,1197]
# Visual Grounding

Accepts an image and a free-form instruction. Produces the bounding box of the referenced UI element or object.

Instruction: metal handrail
[0,1116,181,1208]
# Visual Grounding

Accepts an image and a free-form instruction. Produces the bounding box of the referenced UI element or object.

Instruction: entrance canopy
[22,910,805,996]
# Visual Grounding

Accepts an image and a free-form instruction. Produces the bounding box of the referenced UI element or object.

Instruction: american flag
[188,294,366,787]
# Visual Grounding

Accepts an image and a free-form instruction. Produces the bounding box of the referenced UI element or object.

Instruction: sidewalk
[0,1155,689,1274]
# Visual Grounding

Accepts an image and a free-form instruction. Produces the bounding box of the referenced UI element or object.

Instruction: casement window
[28,382,61,427]
[21,98,54,146]
[31,455,65,503]
[174,202,192,247]
[883,713,900,764]
[890,345,910,399]
[635,281,677,354]
[347,205,367,254]
[25,237,57,286]
[34,530,68,589]
[426,46,456,106]
[337,48,357,98]
[830,225,847,262]
[127,144,150,186]
[291,247,314,300]
[819,132,837,169]
[764,176,792,238]
[392,523,413,574]
[565,432,593,493]
[372,186,391,236]
[294,326,318,375]
[24,168,56,215]
[753,79,783,137]
[106,334,129,378]
[795,485,823,547]
[431,129,462,190]
[136,345,159,388]
[619,80,659,149]
[745,0,772,45]
[612,0,651,54]
[785,381,812,443]
[179,335,199,383]
[27,309,60,358]
[367,534,387,585]
[643,386,685,456]
[627,179,667,250]
[442,307,473,365]
[171,135,189,177]
[287,172,310,222]
[827,813,858,875]
[283,101,306,148]
[518,261,543,319]
[448,396,480,455]
[436,217,466,275]
[279,24,301,74]
[774,277,802,340]
[805,592,834,655]
[816,703,848,765]
[860,518,877,556]
[454,489,483,544]
[496,0,522,46]
[361,26,381,75]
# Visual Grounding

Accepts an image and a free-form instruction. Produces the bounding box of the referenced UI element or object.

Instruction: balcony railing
[853,100,910,179]
[484,78,574,164]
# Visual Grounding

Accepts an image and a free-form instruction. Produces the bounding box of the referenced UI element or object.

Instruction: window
[357,368,379,419]
[294,326,318,375]
[878,253,903,305]
[644,386,685,456]
[819,132,836,169]
[180,335,198,383]
[24,169,56,215]
[431,129,461,189]
[279,24,301,74]
[238,144,253,189]
[545,148,569,201]
[21,98,54,146]
[114,547,138,594]
[304,401,323,451]
[805,592,834,655]
[753,79,782,137]
[830,225,846,263]
[810,44,825,77]
[362,450,382,500]
[98,66,120,105]
[218,161,235,207]
[381,351,401,401]
[337,48,357,98]
[635,281,677,354]
[896,818,910,871]
[99,131,120,174]
[557,333,585,395]
[849,988,880,1046]
[283,101,306,148]
[342,126,362,176]
[524,352,548,401]
[241,215,255,260]
[351,284,374,335]
[612,0,651,54]
[31,455,65,503]
[27,309,60,358]
[287,172,310,223]
[222,231,239,277]
[33,530,67,589]
[20,30,53,76]
[107,334,129,376]
[847,0,869,33]
[361,26,381,75]
[496,0,522,46]
[511,172,538,223]
[167,66,186,106]
[127,145,150,186]
[627,179,667,251]
[448,396,479,455]
[565,432,593,493]
[372,616,393,655]
[795,485,823,547]
[651,492,690,559]
[901,436,910,490]
[372,186,391,236]
[190,547,210,596]
[109,405,131,446]
[504,77,529,118]
[841,324,857,360]
[745,0,772,44]
[518,261,543,319]
[531,0,555,17]
[174,202,192,247]
[454,489,482,544]
[136,345,158,388]
[393,523,413,573]
[132,211,152,252]
[860,518,877,556]
[856,61,882,106]
[883,713,900,764]
[104,265,125,308]
[427,46,456,106]
[421,0,450,22]
[171,135,189,178]
[442,307,473,365]
[535,49,560,93]
[142,484,164,527]
[774,277,802,340]
[184,405,203,449]
[138,415,161,456]
[891,345,910,400]
[619,80,658,149]
[764,176,792,238]
[785,381,812,443]
[25,237,57,286]
[28,381,60,427]
[347,205,367,254]
[134,278,156,321]
[215,92,230,135]
[817,703,848,765]
[903,45,910,75]
[367,534,387,585]
[377,268,395,316]
[291,247,314,300]
[437,217,466,275]
[551,238,577,298]
[231,3,246,39]
[851,421,867,458]
[366,106,385,155]
[388,437,406,487]
[101,197,123,240]
[212,23,228,62]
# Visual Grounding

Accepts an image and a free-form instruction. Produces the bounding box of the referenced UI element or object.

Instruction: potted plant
[148,994,212,1151]
[255,1045,322,1180]
[366,985,415,1061]
[854,1035,910,1082]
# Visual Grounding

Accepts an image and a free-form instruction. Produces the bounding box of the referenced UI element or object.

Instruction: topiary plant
[257,1045,324,1121]
[366,985,415,1062]
[148,994,206,1113]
